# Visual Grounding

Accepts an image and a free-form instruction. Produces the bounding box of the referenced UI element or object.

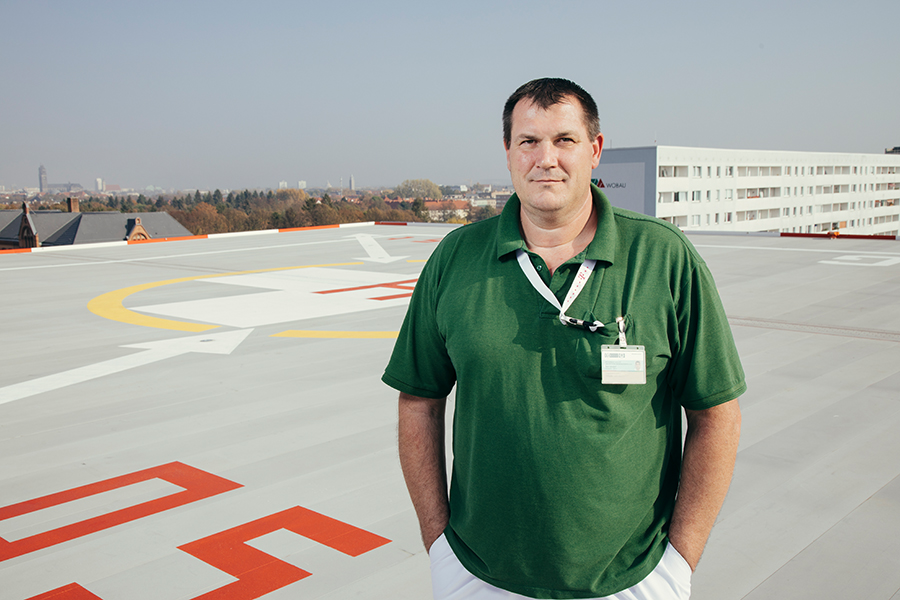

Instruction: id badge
[601,345,646,385]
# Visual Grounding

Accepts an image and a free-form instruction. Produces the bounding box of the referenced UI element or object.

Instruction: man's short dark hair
[502,78,600,148]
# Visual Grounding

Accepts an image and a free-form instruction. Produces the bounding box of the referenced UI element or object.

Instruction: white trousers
[429,534,692,600]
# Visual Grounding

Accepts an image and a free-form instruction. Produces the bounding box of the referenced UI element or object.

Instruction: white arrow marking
[0,329,253,406]
[819,255,900,267]
[351,234,408,263]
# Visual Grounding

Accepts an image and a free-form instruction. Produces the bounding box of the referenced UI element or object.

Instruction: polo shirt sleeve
[382,248,457,399]
[668,259,747,411]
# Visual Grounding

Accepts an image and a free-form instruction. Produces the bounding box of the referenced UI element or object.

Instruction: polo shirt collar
[495,184,617,266]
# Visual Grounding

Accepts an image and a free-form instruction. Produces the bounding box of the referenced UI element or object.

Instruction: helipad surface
[1,224,899,599]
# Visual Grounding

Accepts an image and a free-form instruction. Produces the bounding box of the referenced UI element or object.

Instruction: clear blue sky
[2,0,898,192]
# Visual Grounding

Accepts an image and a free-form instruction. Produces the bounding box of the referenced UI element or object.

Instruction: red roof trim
[278,224,341,233]
[780,232,897,241]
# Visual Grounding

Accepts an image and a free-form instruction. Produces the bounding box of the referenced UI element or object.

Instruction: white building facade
[593,146,900,236]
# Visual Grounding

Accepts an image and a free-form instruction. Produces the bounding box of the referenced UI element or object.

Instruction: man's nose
[535,142,558,169]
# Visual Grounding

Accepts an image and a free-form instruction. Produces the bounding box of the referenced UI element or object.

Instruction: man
[383,78,745,599]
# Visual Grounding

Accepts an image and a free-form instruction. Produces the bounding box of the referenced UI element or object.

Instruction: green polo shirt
[383,186,746,598]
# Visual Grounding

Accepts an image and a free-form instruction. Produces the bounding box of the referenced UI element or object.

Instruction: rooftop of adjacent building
[0,200,192,249]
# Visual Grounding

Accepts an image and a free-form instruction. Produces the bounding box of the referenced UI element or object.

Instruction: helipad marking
[0,462,242,562]
[315,278,417,301]
[87,262,364,332]
[819,254,900,267]
[16,478,390,600]
[272,330,398,339]
[0,329,253,406]
[130,268,420,329]
[350,233,408,263]
[177,505,391,599]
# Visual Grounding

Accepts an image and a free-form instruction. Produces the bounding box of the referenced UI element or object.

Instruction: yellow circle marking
[87,262,365,333]
[273,330,398,339]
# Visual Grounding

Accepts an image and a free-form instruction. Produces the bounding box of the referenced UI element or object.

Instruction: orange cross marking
[315,278,418,301]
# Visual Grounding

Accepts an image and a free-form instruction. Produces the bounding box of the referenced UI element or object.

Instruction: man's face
[505,97,603,217]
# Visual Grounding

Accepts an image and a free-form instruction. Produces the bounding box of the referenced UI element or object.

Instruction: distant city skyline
[2,1,898,191]
[9,163,387,195]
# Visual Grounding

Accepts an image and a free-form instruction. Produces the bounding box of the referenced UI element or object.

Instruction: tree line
[4,178,499,236]
[165,189,430,235]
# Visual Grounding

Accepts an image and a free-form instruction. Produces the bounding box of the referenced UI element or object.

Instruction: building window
[724,189,733,200]
[717,166,721,177]
[691,215,701,226]
[726,166,734,177]
[693,166,702,177]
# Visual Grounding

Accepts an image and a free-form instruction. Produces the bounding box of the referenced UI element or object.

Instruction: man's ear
[592,133,604,169]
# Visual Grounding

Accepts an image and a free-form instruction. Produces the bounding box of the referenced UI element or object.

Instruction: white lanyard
[516,248,604,332]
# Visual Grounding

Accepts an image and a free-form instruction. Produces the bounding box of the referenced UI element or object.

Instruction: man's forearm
[398,392,450,551]
[668,399,741,570]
